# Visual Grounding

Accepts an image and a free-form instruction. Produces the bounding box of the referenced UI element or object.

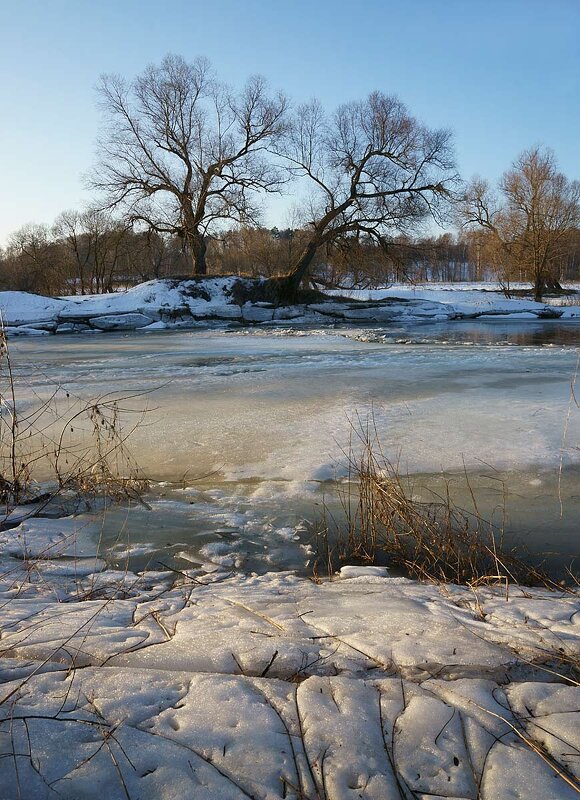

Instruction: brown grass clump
[315,418,566,589]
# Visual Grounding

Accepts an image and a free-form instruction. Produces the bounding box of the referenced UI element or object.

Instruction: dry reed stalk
[315,415,571,589]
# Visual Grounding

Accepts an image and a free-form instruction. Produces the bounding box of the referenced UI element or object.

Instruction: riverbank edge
[3,276,578,336]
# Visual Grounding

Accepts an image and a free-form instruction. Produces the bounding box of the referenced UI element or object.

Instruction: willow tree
[463,147,580,300]
[92,55,288,275]
[273,92,457,298]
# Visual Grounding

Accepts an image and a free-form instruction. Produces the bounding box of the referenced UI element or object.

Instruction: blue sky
[1,0,578,243]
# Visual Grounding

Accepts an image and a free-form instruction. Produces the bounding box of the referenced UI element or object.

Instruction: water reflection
[353,319,580,347]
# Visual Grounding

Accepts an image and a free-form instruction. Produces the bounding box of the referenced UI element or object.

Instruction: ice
[4,324,51,335]
[479,740,578,799]
[0,572,578,798]
[6,326,580,576]
[14,330,575,482]
[0,515,102,559]
[506,683,580,780]
[90,312,154,329]
[2,285,579,796]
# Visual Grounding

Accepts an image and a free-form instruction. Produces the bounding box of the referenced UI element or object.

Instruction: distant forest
[2,55,579,300]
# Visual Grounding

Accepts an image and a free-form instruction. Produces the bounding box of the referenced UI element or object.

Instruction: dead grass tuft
[315,416,571,590]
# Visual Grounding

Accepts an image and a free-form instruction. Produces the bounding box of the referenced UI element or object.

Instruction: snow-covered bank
[325,284,580,319]
[0,563,578,799]
[2,277,578,336]
[331,280,580,293]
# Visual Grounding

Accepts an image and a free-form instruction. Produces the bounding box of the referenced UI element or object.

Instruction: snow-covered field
[1,277,579,336]
[325,284,580,319]
[331,280,580,293]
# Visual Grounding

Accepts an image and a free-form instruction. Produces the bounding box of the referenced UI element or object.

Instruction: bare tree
[119,229,174,282]
[3,224,68,295]
[53,210,93,294]
[271,92,457,299]
[91,54,288,275]
[462,147,580,300]
[54,209,130,294]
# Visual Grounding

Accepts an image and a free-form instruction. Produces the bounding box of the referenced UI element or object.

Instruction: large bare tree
[462,147,580,300]
[272,92,457,298]
[92,55,288,275]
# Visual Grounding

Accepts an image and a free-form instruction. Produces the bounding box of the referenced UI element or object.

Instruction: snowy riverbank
[1,511,579,799]
[0,552,579,798]
[2,277,579,336]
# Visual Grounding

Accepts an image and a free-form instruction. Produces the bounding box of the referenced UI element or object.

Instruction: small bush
[0,326,148,525]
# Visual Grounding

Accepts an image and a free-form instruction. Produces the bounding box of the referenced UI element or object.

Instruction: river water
[9,318,580,578]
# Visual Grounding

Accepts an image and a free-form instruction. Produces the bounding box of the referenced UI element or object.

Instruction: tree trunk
[533,274,545,302]
[194,238,207,275]
[187,231,207,276]
[282,240,320,299]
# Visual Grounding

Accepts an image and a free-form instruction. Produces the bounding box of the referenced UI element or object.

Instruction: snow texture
[2,278,578,335]
[0,563,578,799]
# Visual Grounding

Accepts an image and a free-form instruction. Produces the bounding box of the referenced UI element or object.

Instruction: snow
[0,515,101,560]
[339,565,389,578]
[0,566,578,798]
[1,278,578,335]
[0,291,66,325]
[4,324,51,335]
[0,427,577,795]
[325,285,578,318]
[6,326,579,582]
[331,280,580,293]
[28,331,573,481]
[90,312,155,330]
[1,279,579,796]
[57,277,243,322]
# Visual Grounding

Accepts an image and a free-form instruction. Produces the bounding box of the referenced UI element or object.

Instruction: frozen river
[9,318,580,577]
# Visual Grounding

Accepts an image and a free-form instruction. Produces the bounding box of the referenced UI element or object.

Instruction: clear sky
[1,0,578,244]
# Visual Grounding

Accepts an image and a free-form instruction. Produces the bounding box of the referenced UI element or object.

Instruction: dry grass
[0,326,150,528]
[315,418,569,590]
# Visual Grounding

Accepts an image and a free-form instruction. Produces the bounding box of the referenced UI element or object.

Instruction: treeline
[2,216,580,297]
[2,54,579,299]
[0,213,186,296]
